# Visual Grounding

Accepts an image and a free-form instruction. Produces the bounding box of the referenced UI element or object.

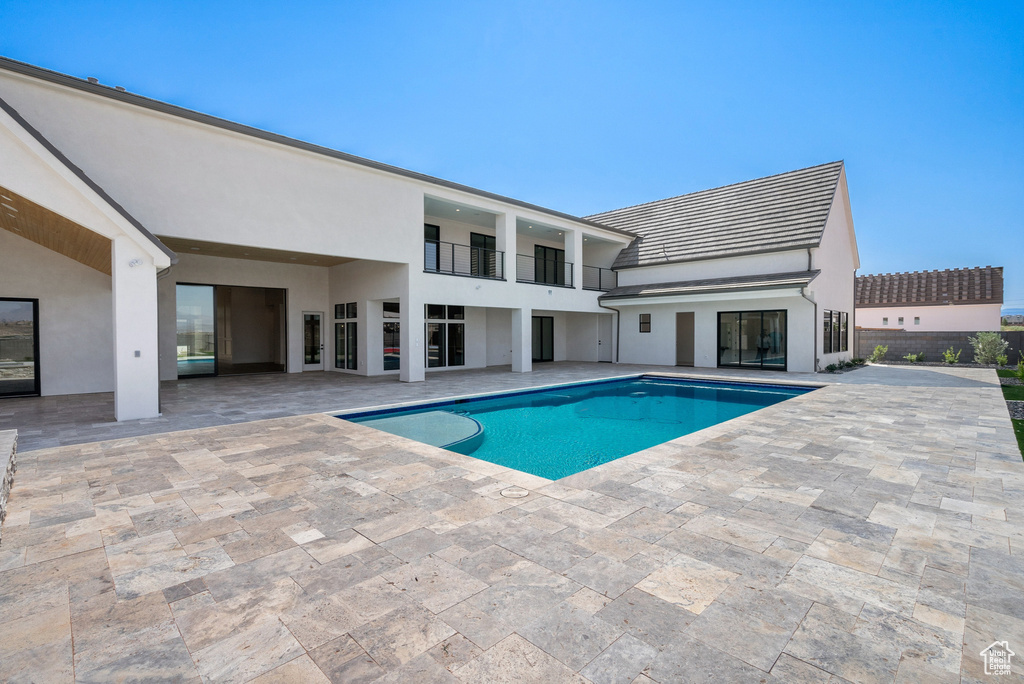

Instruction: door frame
[0,297,41,398]
[675,311,695,367]
[532,315,554,362]
[302,311,325,371]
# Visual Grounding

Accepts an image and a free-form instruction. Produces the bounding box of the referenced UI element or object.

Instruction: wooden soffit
[157,236,356,267]
[0,184,112,274]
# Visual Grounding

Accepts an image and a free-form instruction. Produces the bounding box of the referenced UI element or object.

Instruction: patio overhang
[157,236,358,267]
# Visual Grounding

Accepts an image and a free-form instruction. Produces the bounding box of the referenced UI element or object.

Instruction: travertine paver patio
[0,364,1022,683]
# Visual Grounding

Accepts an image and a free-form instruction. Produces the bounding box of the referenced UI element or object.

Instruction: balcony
[424,240,505,280]
[582,266,617,292]
[516,254,574,288]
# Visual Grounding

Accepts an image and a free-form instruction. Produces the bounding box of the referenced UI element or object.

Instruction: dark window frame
[639,313,652,333]
[0,297,41,397]
[717,309,788,371]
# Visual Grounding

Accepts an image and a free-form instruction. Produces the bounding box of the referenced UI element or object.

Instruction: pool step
[355,410,483,455]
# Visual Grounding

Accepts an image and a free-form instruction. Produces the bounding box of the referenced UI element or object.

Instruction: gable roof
[0,94,177,266]
[600,270,820,301]
[855,266,1003,308]
[0,56,635,241]
[587,161,844,269]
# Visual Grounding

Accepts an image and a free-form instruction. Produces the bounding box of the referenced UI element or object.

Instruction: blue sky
[2,1,1022,312]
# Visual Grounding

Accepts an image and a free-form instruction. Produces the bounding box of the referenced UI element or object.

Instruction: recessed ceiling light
[456,208,460,212]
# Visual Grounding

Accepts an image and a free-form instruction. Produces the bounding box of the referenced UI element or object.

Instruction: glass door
[0,298,39,397]
[717,310,787,370]
[303,312,324,371]
[176,285,216,377]
[532,316,554,362]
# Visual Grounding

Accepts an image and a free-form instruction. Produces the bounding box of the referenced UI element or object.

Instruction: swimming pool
[340,376,813,480]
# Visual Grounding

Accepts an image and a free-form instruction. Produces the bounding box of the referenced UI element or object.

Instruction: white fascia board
[603,287,806,306]
[0,103,172,268]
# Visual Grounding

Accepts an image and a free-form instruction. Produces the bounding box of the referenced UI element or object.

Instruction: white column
[564,228,584,290]
[495,212,515,281]
[400,273,425,382]
[511,307,532,373]
[111,236,161,420]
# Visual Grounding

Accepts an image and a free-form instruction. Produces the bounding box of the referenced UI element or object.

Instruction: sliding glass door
[717,310,787,370]
[176,284,286,378]
[0,298,39,397]
[176,285,216,377]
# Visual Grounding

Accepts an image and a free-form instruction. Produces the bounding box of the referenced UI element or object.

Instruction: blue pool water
[341,376,812,480]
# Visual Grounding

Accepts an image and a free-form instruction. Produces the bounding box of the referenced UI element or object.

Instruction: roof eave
[0,56,637,240]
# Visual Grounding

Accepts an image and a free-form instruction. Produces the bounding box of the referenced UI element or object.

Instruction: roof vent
[87,77,98,84]
[115,86,126,92]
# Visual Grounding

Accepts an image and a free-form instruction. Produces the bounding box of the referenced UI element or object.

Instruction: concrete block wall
[0,429,15,543]
[856,330,1023,364]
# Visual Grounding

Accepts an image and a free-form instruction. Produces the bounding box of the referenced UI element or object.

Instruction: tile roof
[855,266,1003,307]
[587,161,844,269]
[599,270,820,301]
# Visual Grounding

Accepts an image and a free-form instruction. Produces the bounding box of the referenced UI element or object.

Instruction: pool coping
[330,371,827,421]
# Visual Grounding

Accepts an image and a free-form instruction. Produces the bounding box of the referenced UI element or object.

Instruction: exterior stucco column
[511,307,532,373]
[400,279,425,382]
[564,228,584,290]
[111,236,161,420]
[495,212,515,282]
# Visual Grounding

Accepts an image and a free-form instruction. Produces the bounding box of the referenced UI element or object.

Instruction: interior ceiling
[0,185,112,274]
[424,196,497,229]
[158,236,356,267]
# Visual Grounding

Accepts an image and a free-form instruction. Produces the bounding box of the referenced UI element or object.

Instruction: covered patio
[0,363,1021,682]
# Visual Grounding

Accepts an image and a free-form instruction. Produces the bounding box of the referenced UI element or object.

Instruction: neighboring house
[0,57,857,420]
[855,267,1003,332]
[589,161,859,373]
[1004,314,1024,325]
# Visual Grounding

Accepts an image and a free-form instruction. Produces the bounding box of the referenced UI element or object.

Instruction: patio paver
[0,363,1022,682]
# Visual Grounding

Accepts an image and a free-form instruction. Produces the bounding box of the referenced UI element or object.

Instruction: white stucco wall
[615,250,809,288]
[613,293,816,372]
[157,254,330,380]
[0,229,114,395]
[855,304,1002,332]
[806,169,858,367]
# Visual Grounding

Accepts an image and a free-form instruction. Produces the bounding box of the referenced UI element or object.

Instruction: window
[424,304,465,368]
[914,317,920,325]
[424,224,440,272]
[823,309,849,354]
[639,313,652,333]
[383,302,400,370]
[883,317,888,326]
[335,303,357,370]
[470,233,497,278]
[534,245,566,286]
[898,317,904,326]
[823,310,833,354]
[719,310,787,370]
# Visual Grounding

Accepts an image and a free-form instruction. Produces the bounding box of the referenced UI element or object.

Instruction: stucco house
[0,57,858,421]
[855,267,1003,332]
